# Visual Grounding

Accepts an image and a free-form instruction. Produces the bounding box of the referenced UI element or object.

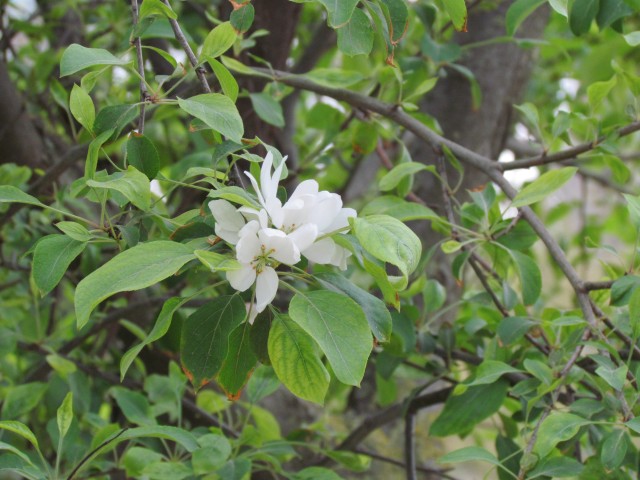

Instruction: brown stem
[131,0,149,132]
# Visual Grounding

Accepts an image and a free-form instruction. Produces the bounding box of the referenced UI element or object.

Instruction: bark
[0,60,46,168]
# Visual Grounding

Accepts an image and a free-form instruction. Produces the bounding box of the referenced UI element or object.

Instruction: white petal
[302,237,337,264]
[245,170,266,208]
[330,245,352,270]
[289,179,319,201]
[256,266,278,312]
[260,152,274,202]
[209,200,246,231]
[236,225,261,264]
[288,223,318,251]
[259,228,301,265]
[227,264,256,292]
[214,225,239,245]
[246,304,259,325]
[314,194,343,232]
[325,207,357,233]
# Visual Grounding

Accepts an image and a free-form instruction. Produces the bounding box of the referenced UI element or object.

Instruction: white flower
[208,199,246,245]
[226,220,300,313]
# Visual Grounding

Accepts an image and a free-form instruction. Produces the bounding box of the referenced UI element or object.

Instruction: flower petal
[236,223,261,263]
[256,266,278,312]
[288,223,318,251]
[325,207,357,233]
[314,194,343,232]
[302,237,337,264]
[227,264,256,292]
[259,228,301,265]
[209,199,246,230]
[260,152,275,202]
[289,179,319,201]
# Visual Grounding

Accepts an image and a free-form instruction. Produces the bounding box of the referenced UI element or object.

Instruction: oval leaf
[534,412,590,457]
[178,93,244,143]
[511,167,577,208]
[60,43,130,77]
[33,234,87,295]
[75,241,195,328]
[289,291,371,387]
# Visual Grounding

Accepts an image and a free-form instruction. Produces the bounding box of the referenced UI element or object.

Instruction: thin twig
[131,0,149,132]
[583,280,615,291]
[404,410,417,480]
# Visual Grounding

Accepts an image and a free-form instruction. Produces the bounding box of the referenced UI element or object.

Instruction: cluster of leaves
[4,0,640,479]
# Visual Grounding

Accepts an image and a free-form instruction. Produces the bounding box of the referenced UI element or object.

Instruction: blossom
[226,220,299,313]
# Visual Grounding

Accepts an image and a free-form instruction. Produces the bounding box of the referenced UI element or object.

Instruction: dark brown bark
[0,60,46,168]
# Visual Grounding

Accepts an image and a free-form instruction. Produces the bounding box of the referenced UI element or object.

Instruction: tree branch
[131,0,149,132]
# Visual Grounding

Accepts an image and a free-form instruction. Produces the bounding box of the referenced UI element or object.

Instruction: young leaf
[268,315,330,404]
[587,75,617,110]
[193,251,241,272]
[505,0,547,36]
[56,392,73,439]
[201,22,237,59]
[466,360,522,387]
[337,9,374,56]
[207,58,239,102]
[180,295,246,391]
[378,0,409,43]
[0,185,44,207]
[230,3,255,33]
[568,0,599,35]
[317,272,393,343]
[528,456,584,478]
[601,429,627,471]
[126,134,160,180]
[378,162,434,192]
[86,166,151,210]
[534,412,589,457]
[178,94,244,143]
[352,215,422,289]
[75,241,195,328]
[317,0,359,27]
[33,234,87,295]
[439,446,500,466]
[69,84,95,133]
[217,322,258,399]
[249,93,285,128]
[430,381,509,437]
[289,291,371,387]
[120,297,187,380]
[511,167,578,208]
[60,43,130,77]
[510,250,541,305]
[441,0,468,31]
[56,221,91,242]
[361,196,439,222]
[0,421,40,451]
[111,387,155,426]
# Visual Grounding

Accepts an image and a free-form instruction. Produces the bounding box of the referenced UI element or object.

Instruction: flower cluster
[209,153,356,315]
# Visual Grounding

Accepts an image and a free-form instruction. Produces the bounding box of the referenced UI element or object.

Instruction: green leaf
[378,0,409,43]
[361,196,439,222]
[87,166,151,210]
[102,426,199,453]
[534,412,589,457]
[249,93,285,128]
[1,383,47,419]
[0,421,40,451]
[303,68,365,88]
[624,416,640,433]
[56,221,91,242]
[498,316,536,344]
[316,272,393,342]
[587,75,617,110]
[623,31,640,46]
[201,22,237,59]
[56,392,73,440]
[441,0,468,31]
[466,360,522,387]
[510,251,541,305]
[379,162,434,192]
[93,104,138,139]
[595,364,627,390]
[85,129,115,179]
[75,241,195,328]
[268,315,330,404]
[514,102,541,135]
[127,134,160,180]
[0,185,44,207]
[430,381,508,437]
[178,94,244,143]
[139,0,177,20]
[317,0,359,27]
[601,429,627,471]
[528,456,584,478]
[121,297,186,380]
[230,3,255,33]
[218,322,258,399]
[289,291,371,386]
[192,434,232,474]
[511,167,578,208]
[111,387,155,426]
[441,240,461,254]
[568,0,599,35]
[628,288,640,337]
[60,43,130,76]
[610,275,640,306]
[352,215,422,289]
[70,84,95,133]
[505,0,547,36]
[596,0,632,28]
[33,234,87,295]
[208,185,260,209]
[439,446,500,466]
[194,250,241,272]
[180,295,246,390]
[337,8,374,56]
[207,58,239,102]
